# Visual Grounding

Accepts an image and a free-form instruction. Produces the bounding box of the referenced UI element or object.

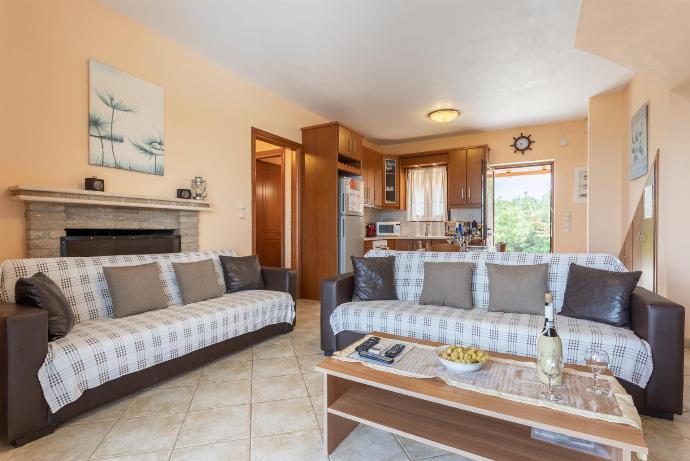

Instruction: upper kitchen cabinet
[362,146,382,207]
[447,148,467,207]
[447,146,487,207]
[382,156,403,208]
[338,125,363,161]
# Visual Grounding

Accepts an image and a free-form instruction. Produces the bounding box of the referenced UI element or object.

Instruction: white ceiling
[100,0,634,144]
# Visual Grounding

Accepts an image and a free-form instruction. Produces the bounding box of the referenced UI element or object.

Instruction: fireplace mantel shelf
[9,185,212,212]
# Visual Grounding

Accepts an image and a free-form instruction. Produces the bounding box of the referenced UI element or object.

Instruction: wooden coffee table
[315,332,647,461]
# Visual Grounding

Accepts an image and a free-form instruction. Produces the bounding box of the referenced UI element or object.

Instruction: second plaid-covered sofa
[320,250,685,419]
[0,250,296,446]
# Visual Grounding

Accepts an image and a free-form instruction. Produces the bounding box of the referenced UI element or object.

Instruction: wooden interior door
[255,159,283,267]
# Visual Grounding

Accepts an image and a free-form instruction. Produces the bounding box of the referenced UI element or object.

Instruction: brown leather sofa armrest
[320,273,355,354]
[0,301,51,443]
[261,267,297,327]
[630,287,685,415]
[261,267,297,301]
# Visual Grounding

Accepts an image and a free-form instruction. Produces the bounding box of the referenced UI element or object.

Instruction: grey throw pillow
[419,262,475,309]
[487,263,549,315]
[173,259,224,304]
[15,272,74,340]
[103,263,168,318]
[219,255,266,293]
[559,264,641,328]
[351,256,397,301]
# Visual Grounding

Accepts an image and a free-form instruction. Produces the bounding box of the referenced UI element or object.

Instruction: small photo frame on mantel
[629,103,648,180]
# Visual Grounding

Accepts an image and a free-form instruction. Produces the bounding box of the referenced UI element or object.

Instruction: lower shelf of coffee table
[327,382,628,461]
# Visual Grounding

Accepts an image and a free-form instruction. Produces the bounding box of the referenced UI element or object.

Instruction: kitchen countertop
[363,235,451,241]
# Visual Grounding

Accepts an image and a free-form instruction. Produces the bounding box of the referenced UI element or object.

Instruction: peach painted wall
[587,91,624,255]
[588,73,690,338]
[0,0,326,262]
[377,120,589,253]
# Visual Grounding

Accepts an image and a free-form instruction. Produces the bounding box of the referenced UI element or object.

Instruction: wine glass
[539,352,564,401]
[584,349,610,395]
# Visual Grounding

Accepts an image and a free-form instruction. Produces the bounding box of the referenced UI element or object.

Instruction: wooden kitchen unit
[363,238,450,253]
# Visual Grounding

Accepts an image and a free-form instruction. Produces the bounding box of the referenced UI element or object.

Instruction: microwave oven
[376,222,401,236]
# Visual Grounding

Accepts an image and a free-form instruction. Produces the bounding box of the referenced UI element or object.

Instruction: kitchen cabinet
[447,146,486,207]
[382,156,402,208]
[362,146,382,207]
[447,149,467,207]
[338,126,362,161]
[301,121,367,300]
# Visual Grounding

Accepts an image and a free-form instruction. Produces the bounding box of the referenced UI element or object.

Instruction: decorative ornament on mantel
[510,133,535,154]
[191,177,207,200]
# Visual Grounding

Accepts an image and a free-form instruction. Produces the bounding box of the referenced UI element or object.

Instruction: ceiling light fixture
[427,108,460,124]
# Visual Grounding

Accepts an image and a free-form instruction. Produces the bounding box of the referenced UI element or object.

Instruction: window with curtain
[406,166,447,221]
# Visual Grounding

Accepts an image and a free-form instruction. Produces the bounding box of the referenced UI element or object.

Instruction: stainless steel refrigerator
[339,176,364,274]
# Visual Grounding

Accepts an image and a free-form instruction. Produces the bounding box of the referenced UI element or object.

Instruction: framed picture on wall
[573,167,587,203]
[89,60,165,176]
[629,103,648,180]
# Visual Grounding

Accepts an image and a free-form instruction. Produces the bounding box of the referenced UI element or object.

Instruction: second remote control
[355,336,380,352]
[385,344,405,358]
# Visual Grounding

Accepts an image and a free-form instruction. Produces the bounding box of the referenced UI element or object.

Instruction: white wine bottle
[536,293,563,385]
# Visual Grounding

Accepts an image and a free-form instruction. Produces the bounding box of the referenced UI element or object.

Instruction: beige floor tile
[292,336,323,356]
[310,395,325,428]
[303,372,323,396]
[250,429,326,461]
[252,340,295,360]
[297,354,326,374]
[176,405,250,448]
[653,412,690,439]
[10,420,111,461]
[122,385,195,418]
[642,416,690,461]
[251,397,318,436]
[92,413,185,459]
[684,349,689,376]
[191,380,251,410]
[252,357,300,378]
[93,451,171,461]
[171,439,249,461]
[397,435,449,460]
[330,425,408,461]
[251,374,308,403]
[66,395,134,426]
[257,333,294,347]
[201,360,252,383]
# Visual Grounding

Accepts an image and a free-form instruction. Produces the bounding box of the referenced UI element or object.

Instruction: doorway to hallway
[251,128,301,275]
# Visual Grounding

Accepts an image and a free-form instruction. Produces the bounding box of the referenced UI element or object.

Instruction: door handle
[461,188,464,199]
[468,188,471,200]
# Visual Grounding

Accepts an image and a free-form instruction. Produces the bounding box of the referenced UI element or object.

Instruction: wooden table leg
[324,373,359,454]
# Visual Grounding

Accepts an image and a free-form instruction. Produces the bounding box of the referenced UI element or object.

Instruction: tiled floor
[0,300,688,461]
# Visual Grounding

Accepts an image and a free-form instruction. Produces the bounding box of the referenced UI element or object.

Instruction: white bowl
[435,346,487,374]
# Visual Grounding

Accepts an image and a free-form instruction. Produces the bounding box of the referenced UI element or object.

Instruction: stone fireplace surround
[10,186,211,258]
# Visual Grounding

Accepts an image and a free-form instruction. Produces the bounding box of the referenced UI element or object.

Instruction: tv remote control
[358,350,394,364]
[385,344,405,358]
[355,336,380,353]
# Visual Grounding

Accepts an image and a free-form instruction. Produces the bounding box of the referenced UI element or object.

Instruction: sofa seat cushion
[330,300,653,388]
[38,290,294,413]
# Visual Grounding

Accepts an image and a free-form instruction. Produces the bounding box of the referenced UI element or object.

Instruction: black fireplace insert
[60,229,181,257]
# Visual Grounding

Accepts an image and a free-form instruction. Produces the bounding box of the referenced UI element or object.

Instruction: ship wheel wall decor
[511,133,535,154]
